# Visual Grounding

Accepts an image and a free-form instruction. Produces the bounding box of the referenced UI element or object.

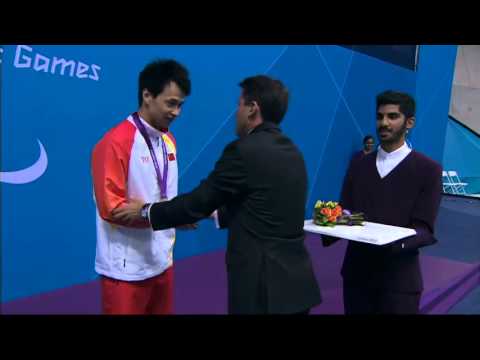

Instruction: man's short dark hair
[138,59,191,106]
[239,75,289,124]
[363,135,374,144]
[376,90,415,119]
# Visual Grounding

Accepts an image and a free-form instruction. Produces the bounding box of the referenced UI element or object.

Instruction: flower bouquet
[313,201,365,227]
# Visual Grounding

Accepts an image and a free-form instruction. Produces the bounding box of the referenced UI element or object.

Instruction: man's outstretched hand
[112,199,198,230]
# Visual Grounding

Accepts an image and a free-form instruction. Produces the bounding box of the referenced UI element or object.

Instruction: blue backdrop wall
[1,45,457,303]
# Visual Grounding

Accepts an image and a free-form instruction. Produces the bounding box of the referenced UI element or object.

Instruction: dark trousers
[343,284,421,314]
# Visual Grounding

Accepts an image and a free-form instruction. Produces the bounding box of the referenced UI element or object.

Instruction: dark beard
[378,120,408,145]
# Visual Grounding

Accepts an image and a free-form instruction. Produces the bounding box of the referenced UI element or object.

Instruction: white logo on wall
[14,45,101,81]
[1,45,103,184]
[0,139,48,184]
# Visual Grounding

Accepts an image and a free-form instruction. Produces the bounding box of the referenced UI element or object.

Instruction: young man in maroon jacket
[326,90,442,314]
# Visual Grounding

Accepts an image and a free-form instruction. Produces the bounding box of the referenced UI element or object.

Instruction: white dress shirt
[376,142,412,179]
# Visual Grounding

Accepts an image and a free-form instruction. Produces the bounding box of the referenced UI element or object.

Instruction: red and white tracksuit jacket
[91,114,178,281]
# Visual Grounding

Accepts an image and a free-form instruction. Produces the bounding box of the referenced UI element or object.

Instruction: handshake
[111,198,220,230]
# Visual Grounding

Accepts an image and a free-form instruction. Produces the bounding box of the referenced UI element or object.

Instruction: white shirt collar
[377,142,411,161]
[376,142,412,178]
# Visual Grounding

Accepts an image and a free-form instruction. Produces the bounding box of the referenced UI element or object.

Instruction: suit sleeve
[217,205,232,229]
[149,141,248,231]
[391,163,442,254]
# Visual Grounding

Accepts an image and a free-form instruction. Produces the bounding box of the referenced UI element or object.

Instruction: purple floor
[2,233,479,315]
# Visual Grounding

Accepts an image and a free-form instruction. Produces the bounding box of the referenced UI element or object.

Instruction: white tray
[304,219,416,246]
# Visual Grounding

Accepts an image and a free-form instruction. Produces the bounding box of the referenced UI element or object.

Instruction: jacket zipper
[123,238,130,269]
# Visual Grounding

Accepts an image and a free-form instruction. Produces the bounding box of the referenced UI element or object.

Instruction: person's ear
[406,116,415,130]
[248,101,259,118]
[143,89,152,106]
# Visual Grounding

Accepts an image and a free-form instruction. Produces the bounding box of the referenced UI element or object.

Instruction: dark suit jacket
[149,122,322,314]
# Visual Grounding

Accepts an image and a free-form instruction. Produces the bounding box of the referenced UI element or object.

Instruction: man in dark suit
[113,75,322,314]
